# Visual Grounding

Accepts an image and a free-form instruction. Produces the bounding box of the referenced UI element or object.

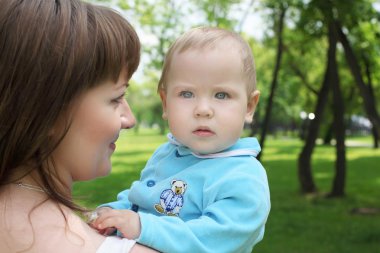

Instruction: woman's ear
[159,90,168,120]
[245,90,260,123]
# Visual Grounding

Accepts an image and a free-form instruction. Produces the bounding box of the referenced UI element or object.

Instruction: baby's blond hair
[158,27,256,94]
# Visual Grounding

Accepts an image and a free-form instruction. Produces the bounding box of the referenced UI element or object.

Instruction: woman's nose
[120,99,136,129]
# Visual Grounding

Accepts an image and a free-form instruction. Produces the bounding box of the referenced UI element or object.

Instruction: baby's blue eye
[179,91,193,98]
[215,92,228,99]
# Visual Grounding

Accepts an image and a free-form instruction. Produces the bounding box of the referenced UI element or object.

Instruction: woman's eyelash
[112,94,125,103]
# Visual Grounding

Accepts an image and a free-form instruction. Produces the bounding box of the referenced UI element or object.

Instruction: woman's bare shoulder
[0,187,157,253]
[0,187,105,252]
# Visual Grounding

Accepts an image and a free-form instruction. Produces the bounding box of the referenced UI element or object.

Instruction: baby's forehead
[174,41,245,67]
[179,36,242,53]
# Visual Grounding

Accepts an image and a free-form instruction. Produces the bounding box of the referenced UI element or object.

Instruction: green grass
[73,130,380,253]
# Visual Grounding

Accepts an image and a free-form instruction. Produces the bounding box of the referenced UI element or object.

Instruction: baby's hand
[92,208,141,240]
[87,207,117,236]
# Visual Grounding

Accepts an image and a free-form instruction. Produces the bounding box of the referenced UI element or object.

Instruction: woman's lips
[109,134,119,151]
[109,143,116,151]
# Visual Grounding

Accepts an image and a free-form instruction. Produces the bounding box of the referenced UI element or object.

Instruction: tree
[328,20,346,197]
[256,2,287,160]
[296,0,380,196]
[334,21,380,144]
[297,46,331,193]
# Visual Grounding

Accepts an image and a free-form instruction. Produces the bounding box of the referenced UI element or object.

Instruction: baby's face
[160,45,259,154]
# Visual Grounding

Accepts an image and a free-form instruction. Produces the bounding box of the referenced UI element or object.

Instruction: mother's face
[51,69,135,183]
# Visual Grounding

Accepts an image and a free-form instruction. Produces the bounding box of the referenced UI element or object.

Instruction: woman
[0,0,156,252]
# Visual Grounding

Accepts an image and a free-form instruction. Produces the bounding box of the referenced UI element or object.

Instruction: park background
[76,0,380,252]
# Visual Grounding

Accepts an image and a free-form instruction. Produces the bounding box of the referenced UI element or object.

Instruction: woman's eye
[215,92,229,99]
[112,94,125,104]
[179,91,193,98]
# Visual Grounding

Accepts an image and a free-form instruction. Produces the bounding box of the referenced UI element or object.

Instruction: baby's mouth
[193,127,215,137]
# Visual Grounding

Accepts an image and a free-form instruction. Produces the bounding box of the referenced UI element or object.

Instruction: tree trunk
[327,21,346,198]
[334,20,380,137]
[363,55,379,148]
[297,23,338,193]
[297,76,330,193]
[372,127,379,149]
[257,5,286,161]
[323,122,333,145]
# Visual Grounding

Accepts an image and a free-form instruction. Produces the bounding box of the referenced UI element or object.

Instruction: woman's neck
[10,167,72,196]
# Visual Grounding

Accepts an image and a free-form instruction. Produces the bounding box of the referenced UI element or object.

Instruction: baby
[92,27,271,253]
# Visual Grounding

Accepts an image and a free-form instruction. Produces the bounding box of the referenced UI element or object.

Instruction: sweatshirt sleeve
[136,162,270,253]
[99,145,166,210]
[100,189,132,210]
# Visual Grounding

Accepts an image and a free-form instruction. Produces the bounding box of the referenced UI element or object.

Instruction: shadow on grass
[256,152,380,253]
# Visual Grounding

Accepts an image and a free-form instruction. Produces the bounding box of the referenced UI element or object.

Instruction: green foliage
[191,0,239,28]
[87,0,380,137]
[74,131,380,253]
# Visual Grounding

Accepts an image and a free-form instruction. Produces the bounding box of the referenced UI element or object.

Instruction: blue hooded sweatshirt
[103,134,270,253]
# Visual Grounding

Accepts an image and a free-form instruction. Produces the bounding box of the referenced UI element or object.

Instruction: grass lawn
[73,130,380,253]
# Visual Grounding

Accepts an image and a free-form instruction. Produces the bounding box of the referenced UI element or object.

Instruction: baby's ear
[245,90,260,123]
[159,90,168,120]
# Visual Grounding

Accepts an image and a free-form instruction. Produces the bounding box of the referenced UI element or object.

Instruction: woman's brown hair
[0,0,140,211]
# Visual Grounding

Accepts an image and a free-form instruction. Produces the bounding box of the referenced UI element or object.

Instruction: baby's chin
[190,143,234,155]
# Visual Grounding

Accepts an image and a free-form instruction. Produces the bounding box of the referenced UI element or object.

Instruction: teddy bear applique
[154,180,187,217]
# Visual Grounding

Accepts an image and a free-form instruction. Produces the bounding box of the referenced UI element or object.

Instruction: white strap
[96,237,136,253]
